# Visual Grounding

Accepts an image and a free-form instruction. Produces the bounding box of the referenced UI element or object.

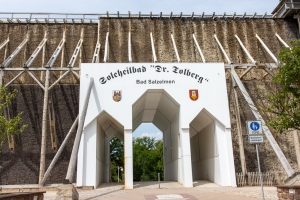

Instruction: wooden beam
[39,69,50,184]
[150,32,157,62]
[214,34,232,64]
[103,32,109,62]
[27,70,45,90]
[275,33,290,48]
[239,66,254,79]
[48,70,70,90]
[235,35,255,63]
[231,67,295,177]
[0,38,9,51]
[5,70,25,87]
[232,74,247,175]
[66,77,94,183]
[256,34,278,64]
[293,130,300,171]
[128,31,132,62]
[171,34,180,62]
[1,33,29,68]
[48,92,58,151]
[8,71,22,84]
[24,32,47,68]
[193,34,206,63]
[40,116,79,186]
[45,29,66,68]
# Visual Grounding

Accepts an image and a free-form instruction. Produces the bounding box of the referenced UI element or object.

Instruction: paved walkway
[41,180,278,200]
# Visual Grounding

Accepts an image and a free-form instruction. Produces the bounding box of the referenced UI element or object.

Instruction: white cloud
[140,132,163,141]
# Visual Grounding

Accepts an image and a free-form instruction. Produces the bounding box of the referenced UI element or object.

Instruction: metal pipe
[256,144,265,200]
[40,116,79,186]
[158,173,160,188]
[65,77,94,183]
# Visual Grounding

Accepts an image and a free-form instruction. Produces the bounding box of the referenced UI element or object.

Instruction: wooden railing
[236,172,287,187]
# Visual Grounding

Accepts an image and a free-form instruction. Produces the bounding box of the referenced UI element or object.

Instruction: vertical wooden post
[40,42,46,82]
[48,92,58,151]
[60,44,65,76]
[39,69,50,184]
[293,130,300,171]
[3,42,8,61]
[232,73,247,175]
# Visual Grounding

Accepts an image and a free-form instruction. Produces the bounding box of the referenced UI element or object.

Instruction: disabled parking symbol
[250,122,260,131]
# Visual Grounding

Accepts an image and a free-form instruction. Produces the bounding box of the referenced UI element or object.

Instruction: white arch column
[180,128,193,187]
[124,129,133,189]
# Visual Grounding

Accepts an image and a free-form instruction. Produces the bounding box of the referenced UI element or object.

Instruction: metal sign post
[158,173,160,189]
[247,120,265,200]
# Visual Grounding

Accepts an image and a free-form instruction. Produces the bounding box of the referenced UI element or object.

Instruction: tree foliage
[0,86,27,152]
[110,136,124,182]
[267,40,300,133]
[109,136,164,182]
[133,136,163,181]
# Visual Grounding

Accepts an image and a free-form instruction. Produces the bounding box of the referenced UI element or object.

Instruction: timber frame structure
[0,8,300,186]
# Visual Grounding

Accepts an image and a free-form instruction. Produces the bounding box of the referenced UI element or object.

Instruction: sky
[1,0,279,15]
[1,0,279,140]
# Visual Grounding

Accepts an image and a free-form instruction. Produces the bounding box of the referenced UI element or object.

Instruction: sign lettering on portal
[99,65,209,85]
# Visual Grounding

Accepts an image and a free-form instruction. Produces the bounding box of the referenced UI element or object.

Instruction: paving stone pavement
[42,180,278,200]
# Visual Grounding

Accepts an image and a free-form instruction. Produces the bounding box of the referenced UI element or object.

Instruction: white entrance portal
[76,63,237,189]
[133,89,183,184]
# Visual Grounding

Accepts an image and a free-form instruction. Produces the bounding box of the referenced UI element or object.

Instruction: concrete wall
[191,122,221,184]
[163,111,180,182]
[77,120,110,188]
[96,124,110,186]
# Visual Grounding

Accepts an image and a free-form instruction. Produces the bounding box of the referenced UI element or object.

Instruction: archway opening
[132,89,181,183]
[109,136,124,183]
[132,123,163,181]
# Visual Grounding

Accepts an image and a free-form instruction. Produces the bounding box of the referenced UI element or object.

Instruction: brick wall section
[277,185,300,200]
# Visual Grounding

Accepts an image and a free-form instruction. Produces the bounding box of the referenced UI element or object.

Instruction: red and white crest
[189,90,198,101]
[112,90,122,102]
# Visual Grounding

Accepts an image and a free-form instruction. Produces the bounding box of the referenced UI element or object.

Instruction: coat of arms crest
[189,90,198,101]
[113,90,122,102]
